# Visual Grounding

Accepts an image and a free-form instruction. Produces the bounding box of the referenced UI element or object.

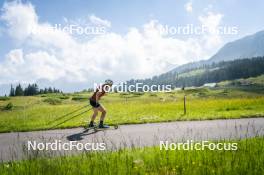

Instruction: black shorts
[89,99,101,108]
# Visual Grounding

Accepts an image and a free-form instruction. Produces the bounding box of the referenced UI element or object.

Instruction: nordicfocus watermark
[27,140,106,151]
[160,140,238,151]
[32,24,107,35]
[158,24,238,36]
[94,83,172,93]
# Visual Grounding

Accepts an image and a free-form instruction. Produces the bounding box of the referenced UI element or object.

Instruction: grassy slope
[0,87,264,133]
[217,74,264,87]
[178,68,206,78]
[0,137,263,175]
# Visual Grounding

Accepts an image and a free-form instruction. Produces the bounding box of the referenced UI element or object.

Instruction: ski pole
[47,105,89,125]
[48,107,93,130]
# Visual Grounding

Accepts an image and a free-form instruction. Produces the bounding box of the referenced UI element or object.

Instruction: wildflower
[133,159,144,168]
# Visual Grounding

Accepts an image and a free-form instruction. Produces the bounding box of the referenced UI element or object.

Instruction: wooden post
[183,95,186,115]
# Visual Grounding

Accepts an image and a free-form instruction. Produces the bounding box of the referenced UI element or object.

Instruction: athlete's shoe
[99,124,110,129]
[88,122,96,128]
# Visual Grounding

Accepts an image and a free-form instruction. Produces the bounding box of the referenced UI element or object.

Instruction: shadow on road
[66,129,99,141]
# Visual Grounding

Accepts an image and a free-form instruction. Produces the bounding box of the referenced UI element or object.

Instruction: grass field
[0,137,263,175]
[0,87,264,133]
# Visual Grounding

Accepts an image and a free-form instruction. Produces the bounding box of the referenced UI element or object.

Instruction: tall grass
[0,137,263,174]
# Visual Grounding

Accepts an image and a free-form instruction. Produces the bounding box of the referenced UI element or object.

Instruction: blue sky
[3,0,261,34]
[0,0,263,94]
[1,0,264,57]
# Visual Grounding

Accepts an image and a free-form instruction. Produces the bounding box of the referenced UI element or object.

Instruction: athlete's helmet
[105,79,113,85]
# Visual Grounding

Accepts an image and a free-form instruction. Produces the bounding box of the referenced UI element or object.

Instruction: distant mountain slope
[209,30,264,63]
[126,57,264,88]
[170,30,264,74]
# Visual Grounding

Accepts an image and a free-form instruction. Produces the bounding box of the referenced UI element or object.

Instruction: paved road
[0,118,264,162]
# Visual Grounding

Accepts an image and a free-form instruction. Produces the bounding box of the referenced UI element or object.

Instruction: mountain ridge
[170,30,264,74]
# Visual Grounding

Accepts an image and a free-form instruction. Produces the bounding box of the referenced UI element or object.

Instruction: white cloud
[0,1,37,40]
[185,2,193,13]
[0,1,224,92]
[199,12,223,33]
[199,11,223,48]
[5,49,24,65]
[89,15,111,27]
[0,50,64,84]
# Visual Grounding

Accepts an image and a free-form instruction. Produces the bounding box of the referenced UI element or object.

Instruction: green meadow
[0,86,264,133]
[1,81,264,175]
[0,137,263,175]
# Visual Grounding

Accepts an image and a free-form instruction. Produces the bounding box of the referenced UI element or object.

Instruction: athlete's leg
[97,105,109,128]
[98,105,106,121]
[89,108,98,127]
[91,108,98,121]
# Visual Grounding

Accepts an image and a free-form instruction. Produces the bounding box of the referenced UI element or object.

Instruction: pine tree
[32,84,39,95]
[48,87,52,93]
[39,89,44,94]
[9,85,15,97]
[44,88,48,94]
[15,84,24,96]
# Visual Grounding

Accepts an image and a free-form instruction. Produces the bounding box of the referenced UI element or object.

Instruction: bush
[149,93,158,97]
[119,92,145,98]
[43,98,62,105]
[131,92,145,96]
[72,96,87,101]
[3,102,13,110]
[119,92,130,96]
[59,95,70,100]
[0,96,10,101]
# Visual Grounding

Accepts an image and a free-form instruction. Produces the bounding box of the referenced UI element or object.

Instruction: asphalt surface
[0,118,264,162]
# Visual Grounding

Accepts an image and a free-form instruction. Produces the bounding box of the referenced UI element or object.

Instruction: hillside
[126,57,264,88]
[217,74,264,87]
[170,30,264,74]
[209,30,264,63]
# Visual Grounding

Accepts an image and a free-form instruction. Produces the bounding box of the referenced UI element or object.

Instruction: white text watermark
[94,83,172,93]
[27,140,106,151]
[160,140,238,151]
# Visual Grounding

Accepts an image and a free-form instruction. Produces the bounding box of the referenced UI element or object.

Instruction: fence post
[184,95,186,115]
